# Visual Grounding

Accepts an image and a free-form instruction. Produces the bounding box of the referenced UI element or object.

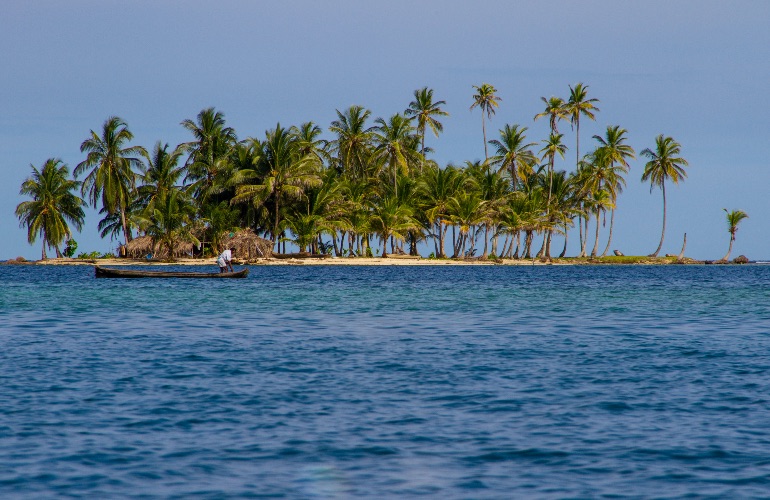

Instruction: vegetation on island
[13,82,747,262]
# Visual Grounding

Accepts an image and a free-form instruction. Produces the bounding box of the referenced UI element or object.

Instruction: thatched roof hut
[122,235,195,259]
[220,229,273,259]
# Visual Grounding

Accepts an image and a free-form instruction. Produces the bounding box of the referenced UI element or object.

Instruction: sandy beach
[24,256,569,266]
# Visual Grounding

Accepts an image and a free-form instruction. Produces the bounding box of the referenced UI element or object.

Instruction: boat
[95,266,249,279]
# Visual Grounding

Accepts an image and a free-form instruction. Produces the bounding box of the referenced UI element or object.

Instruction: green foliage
[63,239,78,257]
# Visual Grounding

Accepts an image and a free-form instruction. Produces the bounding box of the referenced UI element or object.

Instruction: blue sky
[2,0,768,260]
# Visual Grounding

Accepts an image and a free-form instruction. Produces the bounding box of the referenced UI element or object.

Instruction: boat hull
[95,266,249,279]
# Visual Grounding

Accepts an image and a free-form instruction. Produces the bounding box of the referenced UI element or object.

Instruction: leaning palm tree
[641,135,689,257]
[405,87,449,169]
[16,158,85,259]
[470,83,501,160]
[593,126,635,256]
[488,124,537,190]
[75,116,144,246]
[720,209,749,262]
[564,83,600,167]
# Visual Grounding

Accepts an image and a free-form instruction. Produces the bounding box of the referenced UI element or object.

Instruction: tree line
[14,82,749,261]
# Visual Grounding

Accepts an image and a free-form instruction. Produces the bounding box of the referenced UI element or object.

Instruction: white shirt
[217,249,232,267]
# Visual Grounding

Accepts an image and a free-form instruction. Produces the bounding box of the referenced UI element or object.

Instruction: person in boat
[217,247,235,273]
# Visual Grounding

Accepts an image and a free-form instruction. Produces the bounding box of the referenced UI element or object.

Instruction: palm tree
[641,135,689,257]
[181,107,238,204]
[231,124,322,245]
[329,105,374,180]
[405,87,449,168]
[417,164,463,257]
[720,209,749,262]
[534,96,568,134]
[470,83,501,159]
[140,188,199,260]
[289,122,330,166]
[538,134,567,258]
[16,158,85,259]
[447,190,488,258]
[564,83,600,167]
[75,116,144,246]
[372,113,418,196]
[593,126,635,256]
[488,124,537,190]
[369,196,415,257]
[137,142,187,212]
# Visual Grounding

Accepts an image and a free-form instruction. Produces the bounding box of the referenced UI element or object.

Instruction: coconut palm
[641,135,689,257]
[329,105,374,180]
[181,107,237,203]
[537,135,567,258]
[470,83,501,159]
[447,190,488,258]
[369,196,415,257]
[137,142,187,212]
[16,158,86,259]
[564,83,600,167]
[418,164,463,257]
[534,96,568,134]
[720,209,749,262]
[593,126,635,256]
[289,122,330,166]
[231,124,322,245]
[75,116,144,246]
[371,113,418,195]
[139,188,199,260]
[488,124,537,190]
[405,87,449,168]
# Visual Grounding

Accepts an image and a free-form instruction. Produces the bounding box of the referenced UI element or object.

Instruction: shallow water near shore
[2,264,770,498]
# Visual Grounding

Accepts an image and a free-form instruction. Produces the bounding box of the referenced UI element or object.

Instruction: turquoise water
[2,264,770,498]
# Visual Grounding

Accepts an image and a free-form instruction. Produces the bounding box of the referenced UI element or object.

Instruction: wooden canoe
[95,266,249,279]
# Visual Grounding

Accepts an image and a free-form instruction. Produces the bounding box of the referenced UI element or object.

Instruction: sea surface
[2,264,770,499]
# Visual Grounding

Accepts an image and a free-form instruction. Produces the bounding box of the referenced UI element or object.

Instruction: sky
[2,0,769,260]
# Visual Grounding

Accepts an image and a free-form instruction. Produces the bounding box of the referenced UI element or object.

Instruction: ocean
[2,264,770,498]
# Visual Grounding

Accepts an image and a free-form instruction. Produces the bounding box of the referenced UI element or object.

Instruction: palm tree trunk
[677,233,687,261]
[545,230,552,259]
[559,228,568,258]
[481,224,489,258]
[41,240,47,260]
[578,214,583,254]
[721,236,734,262]
[120,207,130,247]
[591,209,601,257]
[482,114,488,160]
[524,231,533,259]
[580,215,589,257]
[650,182,667,257]
[600,209,616,257]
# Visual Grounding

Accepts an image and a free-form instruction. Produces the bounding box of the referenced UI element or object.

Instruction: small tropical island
[12,83,749,266]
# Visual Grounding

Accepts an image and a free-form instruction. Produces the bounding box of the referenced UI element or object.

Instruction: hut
[122,235,195,259]
[220,229,273,259]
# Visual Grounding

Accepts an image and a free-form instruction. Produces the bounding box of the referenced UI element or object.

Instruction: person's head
[230,247,236,254]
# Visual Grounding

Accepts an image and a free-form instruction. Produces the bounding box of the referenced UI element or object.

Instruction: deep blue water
[2,264,770,498]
